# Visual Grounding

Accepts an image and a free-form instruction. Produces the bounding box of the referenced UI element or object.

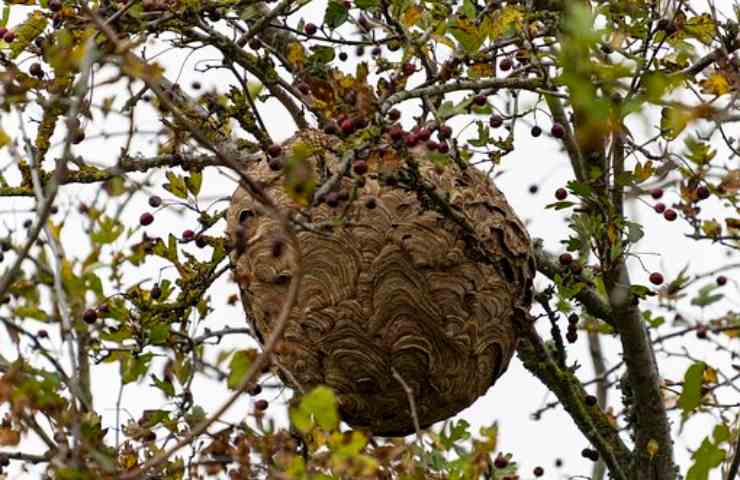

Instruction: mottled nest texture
[227,129,535,436]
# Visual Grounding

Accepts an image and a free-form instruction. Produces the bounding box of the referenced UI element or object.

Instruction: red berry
[304,23,317,36]
[267,144,282,158]
[388,109,401,121]
[29,62,43,78]
[696,324,708,339]
[247,384,262,396]
[494,455,509,469]
[438,124,452,139]
[82,308,97,324]
[654,202,666,213]
[402,62,415,76]
[534,466,544,477]
[489,114,503,128]
[3,30,16,43]
[559,252,573,265]
[405,133,420,147]
[340,118,355,135]
[649,272,664,285]
[417,128,431,142]
[550,123,565,138]
[48,0,62,12]
[353,160,368,175]
[183,229,195,240]
[338,51,348,61]
[663,208,677,221]
[140,212,154,226]
[696,186,710,200]
[254,399,269,411]
[555,188,568,200]
[716,275,727,286]
[389,125,404,141]
[473,95,487,106]
[500,57,513,71]
[437,142,449,154]
[650,188,663,199]
[148,195,162,208]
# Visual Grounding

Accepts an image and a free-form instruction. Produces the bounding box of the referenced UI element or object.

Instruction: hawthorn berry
[402,62,415,76]
[650,188,663,199]
[148,195,162,208]
[338,51,348,61]
[195,236,208,248]
[151,284,162,300]
[559,252,573,265]
[663,208,677,221]
[140,212,154,226]
[494,455,509,469]
[696,324,708,339]
[389,125,404,142]
[500,57,513,71]
[353,160,368,175]
[438,124,452,139]
[696,186,710,200]
[3,30,16,43]
[48,0,62,11]
[550,123,565,138]
[248,384,262,396]
[490,114,503,128]
[268,158,283,171]
[534,466,544,477]
[649,272,664,285]
[388,109,401,121]
[82,308,97,324]
[267,144,282,158]
[716,275,727,286]
[437,142,449,154]
[654,202,666,213]
[528,184,539,194]
[473,95,487,106]
[555,188,568,200]
[183,229,195,240]
[340,118,355,135]
[29,63,43,78]
[531,125,542,137]
[304,23,318,36]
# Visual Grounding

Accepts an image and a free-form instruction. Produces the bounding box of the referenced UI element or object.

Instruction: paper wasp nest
[227,129,534,436]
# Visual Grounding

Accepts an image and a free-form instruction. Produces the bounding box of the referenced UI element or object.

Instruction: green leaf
[625,221,644,244]
[324,0,349,30]
[9,11,48,59]
[227,350,256,390]
[308,45,336,64]
[686,436,725,480]
[691,284,723,307]
[354,0,379,8]
[290,385,339,433]
[121,353,154,385]
[163,171,188,199]
[150,374,175,397]
[678,362,706,421]
[185,169,202,196]
[148,323,170,344]
[683,14,715,45]
[91,217,124,244]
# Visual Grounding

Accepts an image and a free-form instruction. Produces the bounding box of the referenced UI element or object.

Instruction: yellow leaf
[647,439,659,459]
[0,427,20,446]
[469,62,494,79]
[699,73,731,96]
[402,5,423,27]
[703,366,718,384]
[0,128,10,149]
[634,160,653,183]
[286,42,305,69]
[487,5,524,40]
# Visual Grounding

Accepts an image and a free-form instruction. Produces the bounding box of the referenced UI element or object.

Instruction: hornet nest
[227,128,534,436]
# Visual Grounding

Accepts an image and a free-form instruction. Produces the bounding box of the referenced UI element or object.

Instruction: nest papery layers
[227,129,534,436]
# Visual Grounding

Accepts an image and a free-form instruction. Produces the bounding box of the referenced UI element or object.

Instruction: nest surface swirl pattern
[227,129,534,436]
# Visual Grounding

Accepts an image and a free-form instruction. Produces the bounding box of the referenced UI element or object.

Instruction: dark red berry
[254,399,269,411]
[550,123,565,138]
[29,62,43,78]
[489,114,503,128]
[353,160,368,175]
[183,229,195,240]
[555,188,568,200]
[371,46,382,56]
[388,109,401,121]
[438,125,452,139]
[650,188,663,199]
[663,209,677,221]
[654,202,666,213]
[304,23,317,36]
[437,142,449,154]
[140,212,154,226]
[473,95,487,106]
[3,30,16,43]
[696,324,708,339]
[48,0,62,11]
[82,308,97,324]
[402,62,415,76]
[148,195,162,208]
[267,144,282,158]
[696,186,710,200]
[559,252,573,265]
[38,329,49,338]
[338,51,348,61]
[568,313,579,325]
[389,125,404,142]
[531,125,542,137]
[340,118,354,135]
[248,384,262,396]
[494,455,509,469]
[151,284,162,300]
[417,128,431,142]
[326,192,340,208]
[584,395,598,407]
[500,57,513,71]
[649,272,664,285]
[534,466,544,477]
[716,275,727,286]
